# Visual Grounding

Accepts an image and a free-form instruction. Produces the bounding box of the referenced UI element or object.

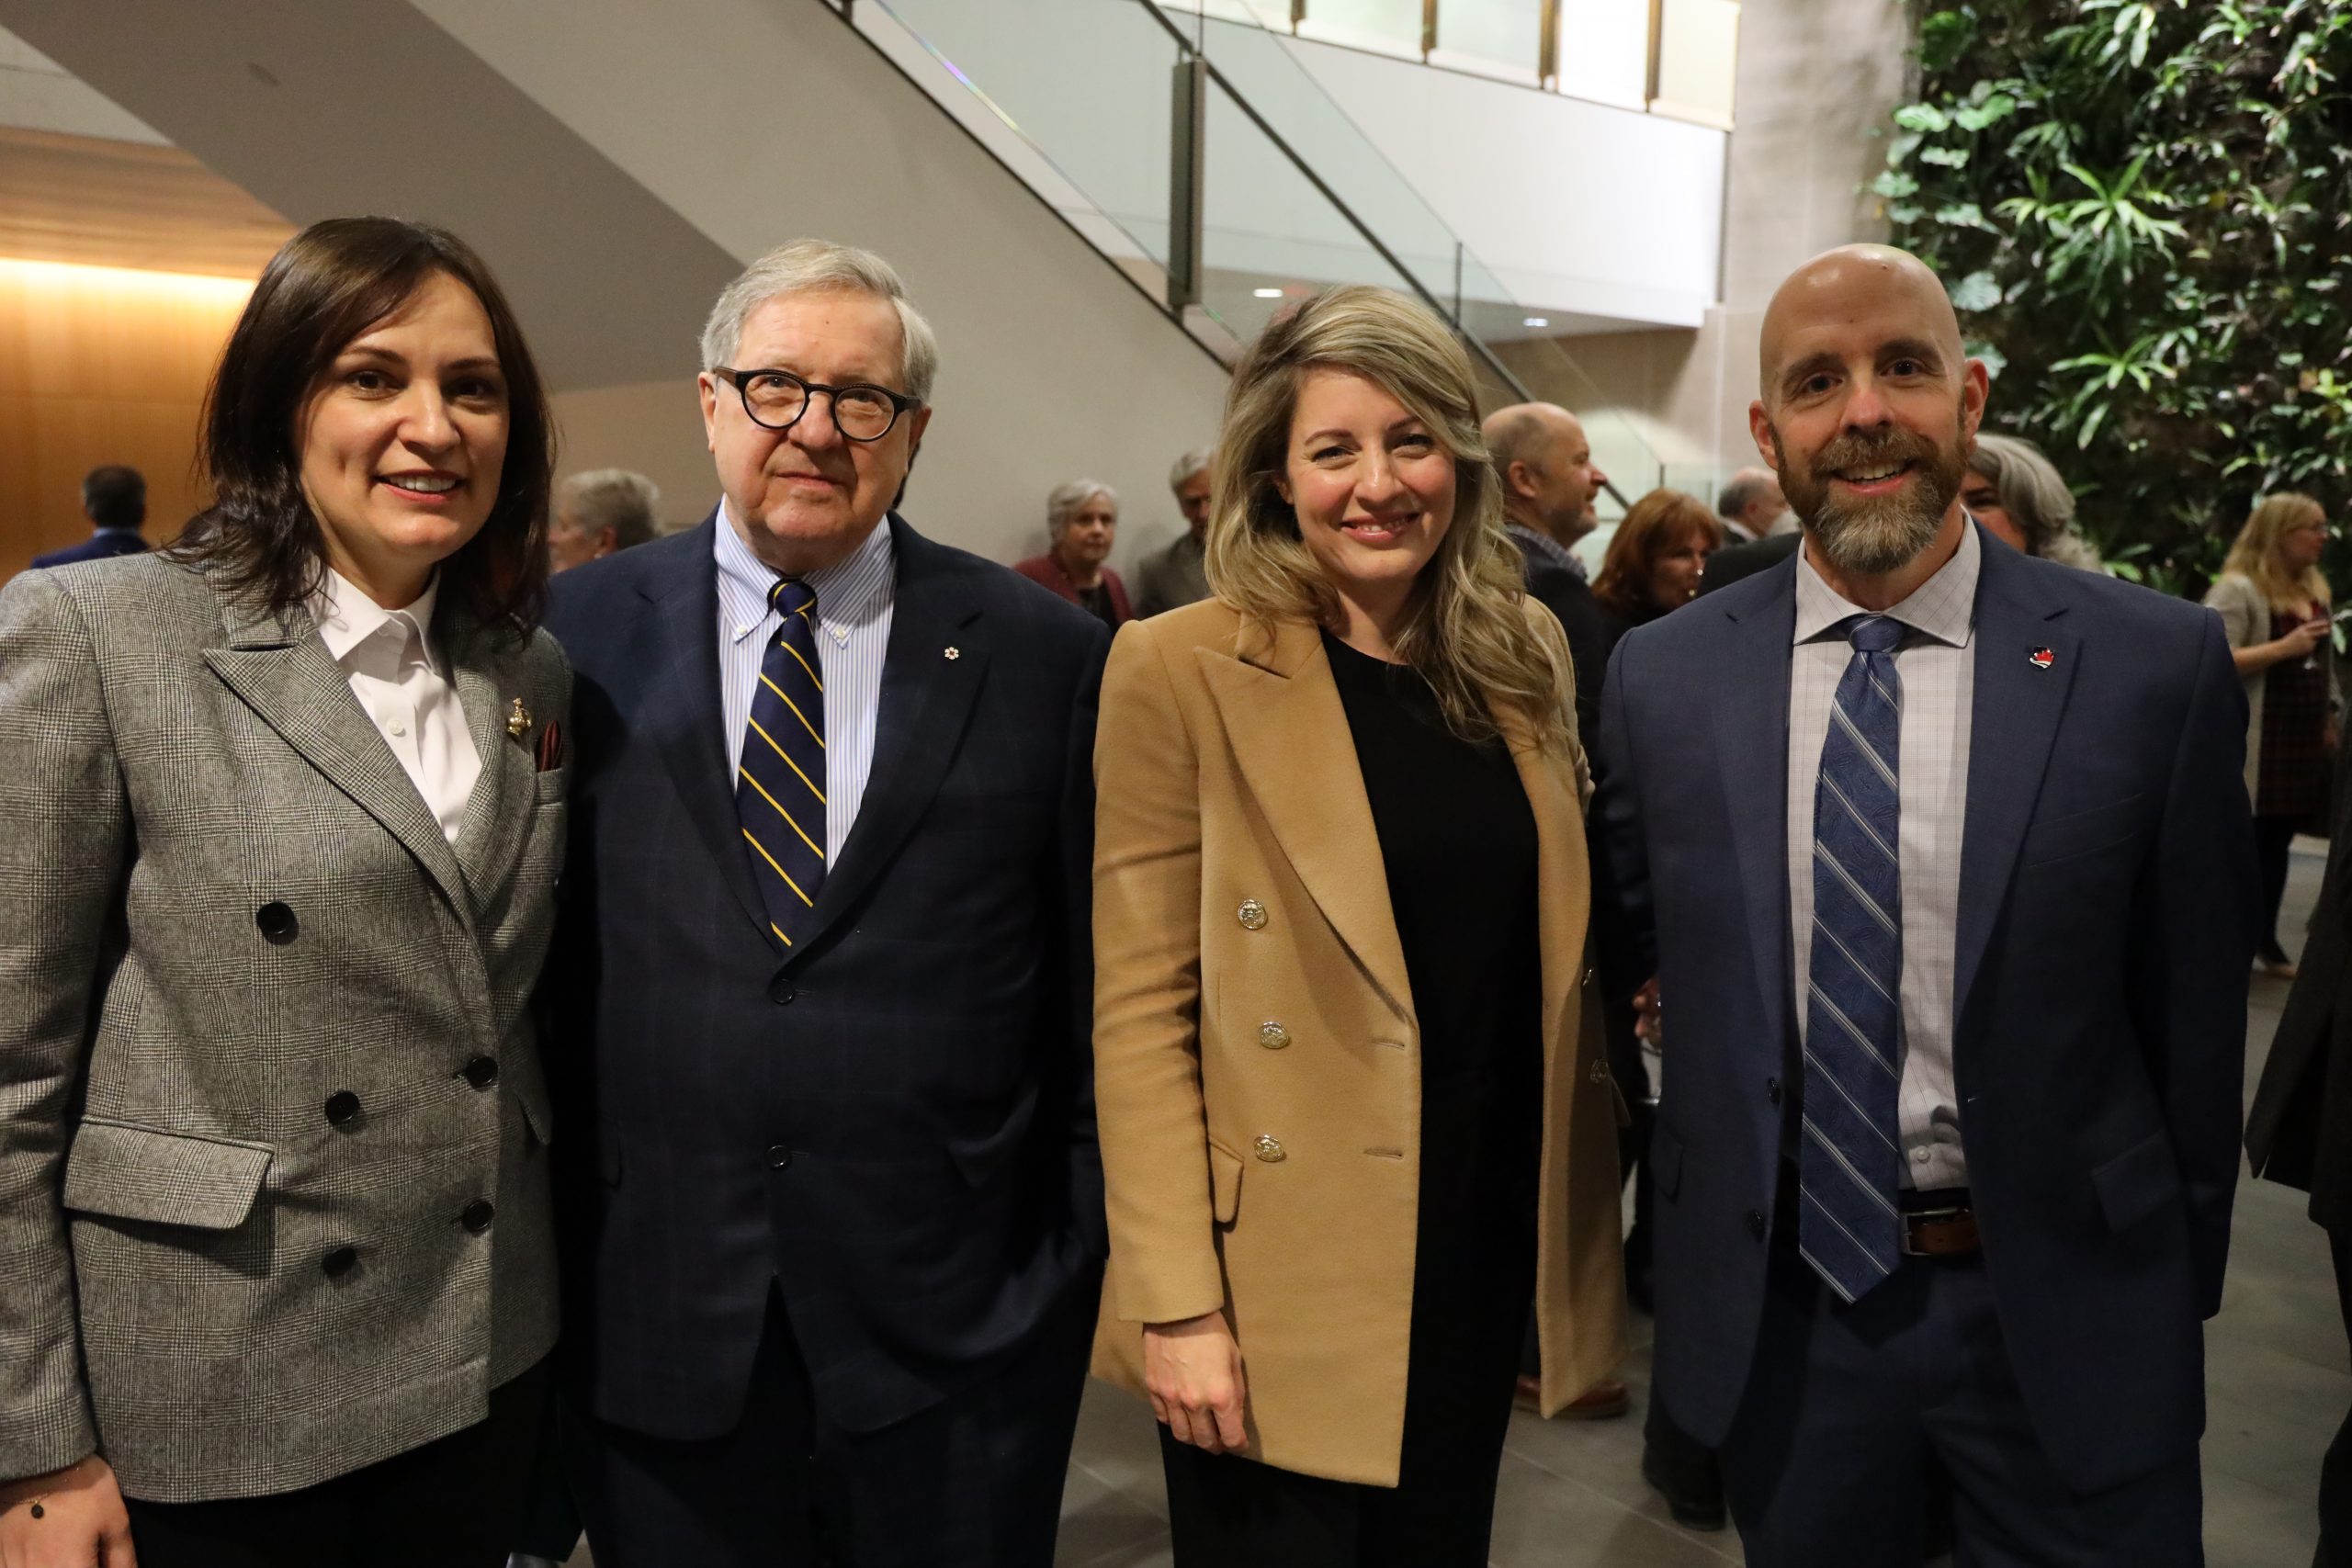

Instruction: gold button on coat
[1238,898,1269,931]
[1253,1134,1286,1163]
[1259,1021,1291,1050]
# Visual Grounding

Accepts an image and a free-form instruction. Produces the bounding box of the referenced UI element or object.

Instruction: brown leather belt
[1900,1206,1981,1258]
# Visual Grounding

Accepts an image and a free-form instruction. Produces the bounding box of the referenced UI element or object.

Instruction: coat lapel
[201,582,470,924]
[1954,541,2077,1023]
[1197,616,1416,1024]
[787,517,986,963]
[640,513,775,941]
[1503,705,1590,1059]
[1710,564,1798,1043]
[446,620,534,908]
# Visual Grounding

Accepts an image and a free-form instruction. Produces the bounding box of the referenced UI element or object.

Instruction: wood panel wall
[0,256,254,581]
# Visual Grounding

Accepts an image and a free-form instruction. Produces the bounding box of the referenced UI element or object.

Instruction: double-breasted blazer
[0,552,569,1503]
[1089,596,1627,1487]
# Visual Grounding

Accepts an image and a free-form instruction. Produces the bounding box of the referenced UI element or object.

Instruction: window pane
[1555,0,1648,109]
[1437,0,1543,76]
[1654,0,1739,126]
[1298,0,1425,59]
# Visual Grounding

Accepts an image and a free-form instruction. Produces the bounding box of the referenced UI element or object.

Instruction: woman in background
[1015,478,1132,630]
[0,216,567,1567]
[1091,284,1625,1565]
[2207,491,2337,977]
[1591,487,1716,659]
[1962,433,2104,570]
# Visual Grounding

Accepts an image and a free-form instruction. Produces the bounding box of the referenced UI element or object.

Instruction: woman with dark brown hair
[1590,487,1718,659]
[0,217,567,1567]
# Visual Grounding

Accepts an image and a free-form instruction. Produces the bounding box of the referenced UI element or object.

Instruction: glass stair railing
[837,0,1693,523]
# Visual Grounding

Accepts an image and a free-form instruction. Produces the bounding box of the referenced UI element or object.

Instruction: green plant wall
[1885,1,2351,594]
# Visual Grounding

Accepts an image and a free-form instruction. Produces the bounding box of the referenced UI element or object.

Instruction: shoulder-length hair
[1593,488,1716,617]
[1204,286,1572,753]
[2222,491,2332,612]
[174,216,555,633]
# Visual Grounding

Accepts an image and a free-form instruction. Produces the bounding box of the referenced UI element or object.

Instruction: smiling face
[1751,247,1987,577]
[294,269,509,608]
[1054,492,1118,574]
[699,287,930,577]
[1647,523,1711,609]
[1275,367,1456,628]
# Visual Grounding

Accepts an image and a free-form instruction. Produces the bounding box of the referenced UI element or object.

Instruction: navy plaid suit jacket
[544,513,1108,1439]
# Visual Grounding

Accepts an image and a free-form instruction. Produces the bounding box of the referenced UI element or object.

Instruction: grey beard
[1809,491,1943,575]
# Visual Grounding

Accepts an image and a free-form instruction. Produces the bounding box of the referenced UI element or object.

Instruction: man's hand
[1142,1312,1249,1455]
[0,1455,135,1568]
[1633,976,1663,1044]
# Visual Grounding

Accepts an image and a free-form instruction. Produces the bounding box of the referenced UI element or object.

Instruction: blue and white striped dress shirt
[715,504,896,864]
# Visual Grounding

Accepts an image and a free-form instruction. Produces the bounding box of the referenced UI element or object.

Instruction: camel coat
[1088,596,1628,1487]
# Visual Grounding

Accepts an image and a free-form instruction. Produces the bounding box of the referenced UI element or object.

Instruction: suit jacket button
[1589,1061,1610,1085]
[1252,1134,1286,1163]
[462,1055,499,1089]
[1766,1077,1782,1106]
[1237,899,1268,931]
[322,1246,358,1279]
[1258,1021,1291,1050]
[461,1200,495,1234]
[1747,1209,1767,1241]
[255,901,299,943]
[324,1090,361,1128]
[767,1145,793,1169]
[769,976,797,1006]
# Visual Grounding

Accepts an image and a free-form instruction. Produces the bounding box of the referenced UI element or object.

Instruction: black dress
[1160,634,1544,1567]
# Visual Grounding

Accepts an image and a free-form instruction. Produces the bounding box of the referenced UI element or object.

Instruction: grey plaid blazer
[0,552,569,1503]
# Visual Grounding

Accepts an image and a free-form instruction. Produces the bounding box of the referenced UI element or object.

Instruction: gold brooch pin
[506,697,532,738]
[944,647,961,660]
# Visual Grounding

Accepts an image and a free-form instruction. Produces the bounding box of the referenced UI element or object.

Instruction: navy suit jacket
[544,513,1109,1439]
[1594,527,2256,1491]
[31,530,147,569]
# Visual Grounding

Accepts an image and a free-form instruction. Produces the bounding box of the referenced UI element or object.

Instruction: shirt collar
[714,501,897,650]
[309,565,441,670]
[1792,516,1979,649]
[1508,521,1589,582]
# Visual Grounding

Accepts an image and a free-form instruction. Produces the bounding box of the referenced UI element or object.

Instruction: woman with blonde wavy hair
[2206,491,2338,976]
[1089,285,1627,1563]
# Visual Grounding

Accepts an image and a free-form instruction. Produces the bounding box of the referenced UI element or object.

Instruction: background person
[548,467,662,571]
[1715,468,1789,546]
[1484,400,1612,741]
[1091,284,1626,1565]
[1015,478,1132,629]
[1132,447,1215,617]
[2206,491,2338,977]
[30,465,149,568]
[544,239,1107,1568]
[1590,487,1716,658]
[0,215,567,1568]
[1960,433,2104,570]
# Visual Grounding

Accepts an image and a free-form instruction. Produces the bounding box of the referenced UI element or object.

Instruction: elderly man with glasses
[542,240,1110,1567]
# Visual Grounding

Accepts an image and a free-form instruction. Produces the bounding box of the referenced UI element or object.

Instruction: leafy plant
[1886,0,2352,594]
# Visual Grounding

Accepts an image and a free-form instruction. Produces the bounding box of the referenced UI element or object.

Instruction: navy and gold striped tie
[737,578,826,949]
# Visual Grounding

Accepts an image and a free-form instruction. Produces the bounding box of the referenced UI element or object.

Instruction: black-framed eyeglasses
[711,366,920,443]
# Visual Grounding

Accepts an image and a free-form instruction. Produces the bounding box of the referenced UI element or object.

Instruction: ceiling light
[1523,315,1550,327]
[1254,288,1284,299]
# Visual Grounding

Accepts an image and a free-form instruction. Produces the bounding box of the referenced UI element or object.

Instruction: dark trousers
[121,1359,549,1568]
[2321,1227,2352,1568]
[2258,814,2303,958]
[570,1280,1094,1568]
[1719,1237,2201,1567]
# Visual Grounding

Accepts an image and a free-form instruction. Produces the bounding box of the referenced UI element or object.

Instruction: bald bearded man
[1592,244,2256,1564]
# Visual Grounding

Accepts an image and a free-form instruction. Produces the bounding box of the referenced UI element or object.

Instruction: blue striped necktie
[1800,612,1905,1302]
[736,578,827,950]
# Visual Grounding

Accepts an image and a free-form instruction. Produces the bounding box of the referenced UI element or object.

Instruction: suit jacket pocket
[63,1120,273,1230]
[2089,1128,2184,1235]
[2020,794,2145,869]
[1208,1139,1244,1227]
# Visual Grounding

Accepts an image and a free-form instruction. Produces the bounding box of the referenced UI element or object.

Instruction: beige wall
[1503,0,1916,490]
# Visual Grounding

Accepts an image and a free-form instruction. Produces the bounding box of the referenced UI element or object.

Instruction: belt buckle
[1899,1205,1966,1258]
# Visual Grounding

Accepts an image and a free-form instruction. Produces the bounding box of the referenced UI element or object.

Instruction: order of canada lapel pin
[506,696,533,737]
[944,646,961,660]
[2028,647,2055,671]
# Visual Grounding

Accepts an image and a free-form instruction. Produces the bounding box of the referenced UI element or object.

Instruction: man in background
[548,468,662,571]
[32,466,147,568]
[1130,447,1213,617]
[1483,401,1611,738]
[1715,467,1792,546]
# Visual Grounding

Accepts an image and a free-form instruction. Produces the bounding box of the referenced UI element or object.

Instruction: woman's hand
[1143,1312,1249,1454]
[0,1454,135,1567]
[2278,618,2330,662]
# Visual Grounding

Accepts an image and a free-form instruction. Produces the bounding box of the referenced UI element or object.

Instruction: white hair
[556,468,662,550]
[1168,447,1214,492]
[1046,479,1117,536]
[698,239,939,403]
